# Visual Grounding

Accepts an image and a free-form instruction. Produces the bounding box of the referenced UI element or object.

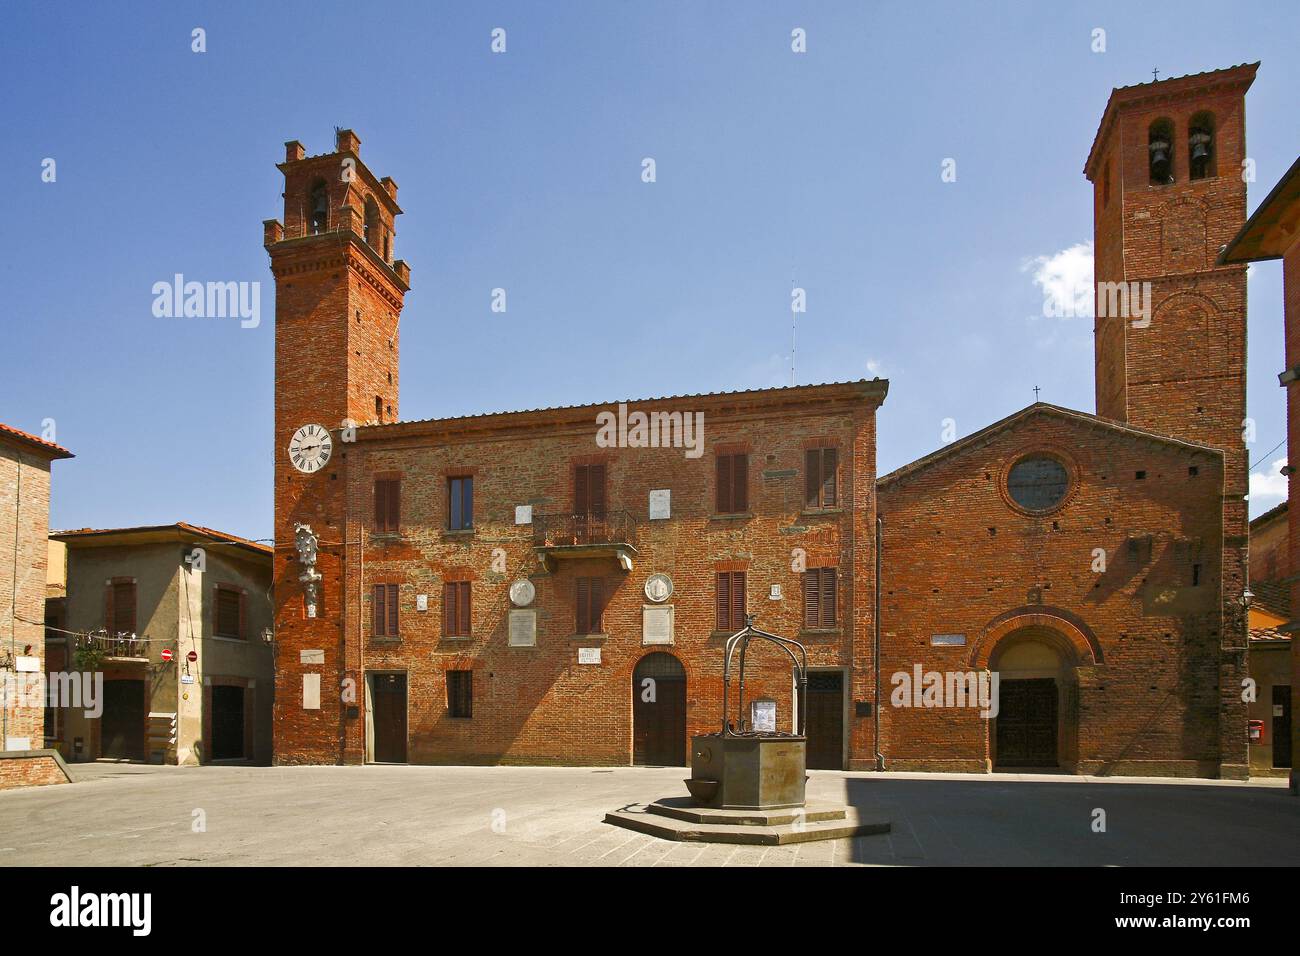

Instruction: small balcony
[533,510,638,572]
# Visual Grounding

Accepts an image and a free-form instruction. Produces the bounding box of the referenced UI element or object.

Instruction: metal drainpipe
[874,513,884,771]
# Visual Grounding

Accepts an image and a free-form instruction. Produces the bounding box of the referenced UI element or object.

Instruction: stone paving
[0,762,1294,866]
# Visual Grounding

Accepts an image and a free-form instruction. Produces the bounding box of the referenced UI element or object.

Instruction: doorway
[101,679,145,760]
[369,672,408,764]
[632,652,686,766]
[1273,685,1292,769]
[996,678,1059,767]
[805,670,845,770]
[210,685,245,760]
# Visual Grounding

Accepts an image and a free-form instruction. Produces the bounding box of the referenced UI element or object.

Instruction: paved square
[0,764,1294,866]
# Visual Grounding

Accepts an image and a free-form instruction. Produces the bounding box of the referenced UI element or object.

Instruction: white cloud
[1249,456,1288,504]
[866,358,885,377]
[1024,241,1094,320]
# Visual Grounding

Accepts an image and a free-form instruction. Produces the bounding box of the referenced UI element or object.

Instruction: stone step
[605,804,891,845]
[646,796,847,827]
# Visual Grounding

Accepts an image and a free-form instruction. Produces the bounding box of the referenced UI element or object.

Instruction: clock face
[288,424,333,474]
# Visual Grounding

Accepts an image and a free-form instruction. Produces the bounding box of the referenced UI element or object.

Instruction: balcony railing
[81,632,150,659]
[532,510,637,570]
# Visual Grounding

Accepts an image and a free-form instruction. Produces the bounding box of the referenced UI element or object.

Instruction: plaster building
[49,523,274,765]
[269,65,1260,777]
[0,423,73,789]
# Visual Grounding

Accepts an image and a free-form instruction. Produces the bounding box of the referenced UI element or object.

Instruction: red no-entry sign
[161,648,173,662]
[187,650,198,663]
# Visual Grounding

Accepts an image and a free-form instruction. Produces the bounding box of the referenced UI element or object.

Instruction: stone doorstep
[646,796,848,827]
[605,802,891,846]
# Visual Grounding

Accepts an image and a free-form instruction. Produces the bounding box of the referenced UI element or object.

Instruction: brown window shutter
[238,590,247,640]
[388,480,400,531]
[458,582,471,636]
[104,583,115,633]
[589,464,606,516]
[590,577,603,632]
[374,584,386,636]
[577,577,590,634]
[803,571,818,629]
[715,572,729,630]
[731,571,745,629]
[820,569,837,627]
[387,584,399,635]
[734,455,748,512]
[114,582,136,634]
[574,465,588,514]
[805,449,820,507]
[442,583,453,635]
[822,448,838,507]
[716,455,732,513]
[374,480,386,529]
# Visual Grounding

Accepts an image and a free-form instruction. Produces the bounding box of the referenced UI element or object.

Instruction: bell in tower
[1148,119,1174,185]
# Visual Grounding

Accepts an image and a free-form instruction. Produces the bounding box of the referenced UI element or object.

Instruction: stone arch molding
[969,607,1104,670]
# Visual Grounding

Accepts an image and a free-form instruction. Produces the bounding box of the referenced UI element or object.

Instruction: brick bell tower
[1085,64,1257,777]
[265,129,410,764]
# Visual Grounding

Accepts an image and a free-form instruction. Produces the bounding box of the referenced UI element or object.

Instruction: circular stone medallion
[644,573,674,604]
[509,579,536,607]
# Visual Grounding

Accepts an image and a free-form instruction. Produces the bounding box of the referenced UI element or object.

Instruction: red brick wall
[1284,239,1300,788]
[1086,69,1254,776]
[270,133,409,765]
[0,753,69,790]
[879,410,1232,776]
[339,393,881,766]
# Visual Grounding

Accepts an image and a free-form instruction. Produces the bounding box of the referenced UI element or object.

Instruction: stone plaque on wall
[642,604,674,645]
[649,489,671,520]
[300,649,325,664]
[578,647,601,665]
[302,673,321,710]
[509,609,537,647]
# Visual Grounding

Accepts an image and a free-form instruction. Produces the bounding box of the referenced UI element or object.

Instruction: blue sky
[2,1,1296,539]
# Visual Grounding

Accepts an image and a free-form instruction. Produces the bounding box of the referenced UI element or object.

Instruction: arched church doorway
[632,652,686,766]
[990,628,1073,769]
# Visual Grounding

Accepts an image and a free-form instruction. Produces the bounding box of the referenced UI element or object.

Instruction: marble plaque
[578,647,601,665]
[300,649,325,664]
[515,505,533,525]
[509,609,537,647]
[642,604,674,645]
[302,673,321,710]
[648,489,671,520]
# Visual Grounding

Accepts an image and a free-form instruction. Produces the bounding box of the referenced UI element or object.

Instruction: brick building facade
[269,66,1260,777]
[1220,149,1300,792]
[0,422,73,789]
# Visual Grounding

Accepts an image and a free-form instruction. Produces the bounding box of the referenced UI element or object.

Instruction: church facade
[269,65,1256,778]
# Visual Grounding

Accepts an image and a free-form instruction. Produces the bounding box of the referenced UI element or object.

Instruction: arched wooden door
[632,652,686,766]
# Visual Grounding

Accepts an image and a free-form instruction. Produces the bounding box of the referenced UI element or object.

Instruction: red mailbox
[1248,719,1264,742]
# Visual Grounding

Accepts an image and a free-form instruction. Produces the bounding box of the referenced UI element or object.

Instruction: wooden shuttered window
[805,447,838,508]
[715,571,746,631]
[444,581,471,637]
[372,584,399,638]
[215,586,245,639]
[576,576,606,635]
[105,580,136,636]
[715,453,749,514]
[374,478,401,533]
[574,463,607,515]
[802,568,837,629]
[448,476,474,530]
[447,670,473,718]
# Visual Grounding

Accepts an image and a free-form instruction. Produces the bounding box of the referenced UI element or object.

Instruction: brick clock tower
[265,129,410,764]
[1085,64,1257,777]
